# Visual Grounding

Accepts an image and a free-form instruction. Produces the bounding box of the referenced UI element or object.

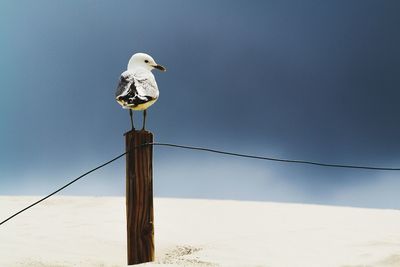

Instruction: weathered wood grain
[125,130,154,265]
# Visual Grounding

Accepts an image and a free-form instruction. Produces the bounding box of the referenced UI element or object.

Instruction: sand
[0,196,400,267]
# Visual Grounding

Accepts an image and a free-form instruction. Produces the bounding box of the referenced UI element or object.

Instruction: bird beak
[153,64,166,72]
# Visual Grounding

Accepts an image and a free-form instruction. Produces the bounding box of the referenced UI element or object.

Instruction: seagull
[115,53,166,131]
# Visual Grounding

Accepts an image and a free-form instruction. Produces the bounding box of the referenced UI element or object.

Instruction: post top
[124,129,153,136]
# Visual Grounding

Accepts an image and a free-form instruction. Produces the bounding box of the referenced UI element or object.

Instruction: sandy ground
[0,196,400,267]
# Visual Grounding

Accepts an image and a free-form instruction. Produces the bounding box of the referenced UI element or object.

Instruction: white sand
[0,196,399,267]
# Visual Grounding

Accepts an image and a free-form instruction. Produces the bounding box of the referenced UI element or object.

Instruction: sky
[1,1,400,209]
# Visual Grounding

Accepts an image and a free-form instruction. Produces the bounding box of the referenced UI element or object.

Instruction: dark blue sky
[1,1,400,209]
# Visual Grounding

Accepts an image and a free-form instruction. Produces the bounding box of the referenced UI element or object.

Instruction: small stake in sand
[125,130,154,265]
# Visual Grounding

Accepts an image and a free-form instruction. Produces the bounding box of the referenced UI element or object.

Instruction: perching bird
[115,53,166,131]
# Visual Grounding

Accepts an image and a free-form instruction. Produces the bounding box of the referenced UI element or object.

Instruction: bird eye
[144,60,149,63]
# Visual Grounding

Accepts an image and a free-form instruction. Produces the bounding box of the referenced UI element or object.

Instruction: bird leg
[129,109,135,131]
[142,109,147,131]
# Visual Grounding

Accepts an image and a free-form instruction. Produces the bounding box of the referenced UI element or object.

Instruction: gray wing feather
[115,70,158,107]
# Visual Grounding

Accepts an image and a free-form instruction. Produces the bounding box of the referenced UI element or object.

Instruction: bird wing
[115,70,158,108]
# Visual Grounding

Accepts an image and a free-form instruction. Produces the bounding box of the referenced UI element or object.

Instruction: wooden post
[125,130,154,265]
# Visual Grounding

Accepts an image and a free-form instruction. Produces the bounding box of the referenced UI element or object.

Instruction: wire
[0,151,127,226]
[2,141,400,226]
[149,142,400,171]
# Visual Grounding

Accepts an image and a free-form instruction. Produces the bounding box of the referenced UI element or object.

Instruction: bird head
[127,53,166,72]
